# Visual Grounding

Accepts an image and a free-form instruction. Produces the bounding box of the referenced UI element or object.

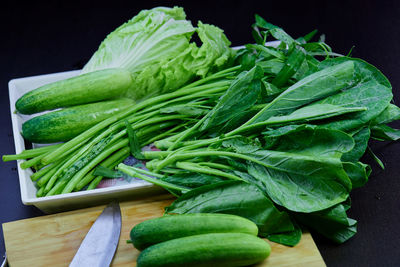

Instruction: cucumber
[15,68,132,114]
[137,233,271,267]
[22,98,134,143]
[130,213,258,251]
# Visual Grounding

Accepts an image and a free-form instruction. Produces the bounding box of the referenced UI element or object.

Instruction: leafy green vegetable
[6,12,400,248]
[371,103,400,125]
[82,7,233,100]
[371,124,400,141]
[341,127,370,162]
[263,125,354,158]
[200,66,263,130]
[161,172,224,189]
[93,165,123,178]
[253,104,366,128]
[240,61,356,126]
[253,15,297,47]
[125,120,145,160]
[271,45,306,87]
[266,221,302,247]
[342,161,370,188]
[247,158,349,213]
[294,203,357,243]
[315,58,392,132]
[367,147,385,169]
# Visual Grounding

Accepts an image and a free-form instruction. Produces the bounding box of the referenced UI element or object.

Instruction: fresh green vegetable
[22,98,134,143]
[15,68,132,114]
[4,13,399,248]
[2,144,62,162]
[294,203,357,244]
[371,124,400,141]
[125,15,397,246]
[136,233,270,267]
[130,213,258,250]
[82,6,233,100]
[315,58,392,132]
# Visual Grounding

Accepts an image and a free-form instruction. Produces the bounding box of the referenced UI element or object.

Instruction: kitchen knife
[69,201,121,267]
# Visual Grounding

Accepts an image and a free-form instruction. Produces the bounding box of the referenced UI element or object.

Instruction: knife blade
[69,201,121,267]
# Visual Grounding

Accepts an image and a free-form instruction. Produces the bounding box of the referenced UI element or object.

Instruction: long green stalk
[36,158,69,187]
[36,187,45,197]
[62,138,129,194]
[46,135,114,195]
[117,163,189,193]
[122,165,164,178]
[20,153,48,169]
[2,144,61,162]
[31,162,57,181]
[145,124,187,145]
[77,147,130,191]
[175,161,243,181]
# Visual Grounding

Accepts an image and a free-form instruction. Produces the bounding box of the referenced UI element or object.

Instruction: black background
[1,1,400,266]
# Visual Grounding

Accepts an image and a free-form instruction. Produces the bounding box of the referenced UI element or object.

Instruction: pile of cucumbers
[129,213,271,267]
[17,69,135,143]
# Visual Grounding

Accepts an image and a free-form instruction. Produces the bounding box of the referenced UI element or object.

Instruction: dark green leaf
[125,120,144,160]
[371,124,400,141]
[294,204,357,244]
[93,165,123,178]
[262,78,282,96]
[161,172,224,189]
[316,58,392,132]
[272,45,306,87]
[237,127,354,212]
[263,125,354,158]
[248,162,350,213]
[247,61,356,125]
[256,59,285,76]
[254,14,279,30]
[246,44,286,60]
[267,221,302,247]
[258,104,366,128]
[269,28,297,47]
[253,15,297,47]
[201,66,263,130]
[343,161,370,188]
[292,55,320,81]
[251,24,265,45]
[300,29,318,43]
[371,103,400,125]
[221,136,262,154]
[341,127,370,162]
[213,110,257,135]
[367,147,385,169]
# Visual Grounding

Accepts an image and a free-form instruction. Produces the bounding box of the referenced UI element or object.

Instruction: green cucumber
[15,68,132,114]
[130,213,258,251]
[22,98,134,143]
[137,233,271,267]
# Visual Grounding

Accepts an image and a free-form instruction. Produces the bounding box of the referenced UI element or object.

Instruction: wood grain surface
[3,194,325,267]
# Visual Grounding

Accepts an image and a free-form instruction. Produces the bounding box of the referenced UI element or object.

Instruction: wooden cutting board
[3,194,325,267]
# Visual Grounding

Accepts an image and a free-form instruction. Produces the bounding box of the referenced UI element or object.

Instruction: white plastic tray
[8,70,163,213]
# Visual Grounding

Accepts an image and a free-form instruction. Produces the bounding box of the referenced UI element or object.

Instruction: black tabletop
[1,1,400,266]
